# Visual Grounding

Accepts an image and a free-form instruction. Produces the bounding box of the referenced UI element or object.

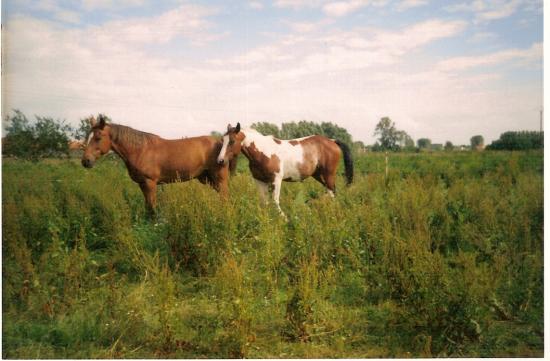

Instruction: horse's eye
[229,140,235,145]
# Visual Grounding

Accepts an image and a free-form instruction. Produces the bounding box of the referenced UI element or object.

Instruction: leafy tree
[73,117,92,141]
[470,135,484,150]
[280,121,320,139]
[397,130,415,151]
[486,131,543,150]
[3,110,72,160]
[251,120,353,147]
[319,122,353,146]
[417,138,432,149]
[374,117,401,151]
[352,140,367,154]
[34,116,73,157]
[251,122,280,138]
[3,110,35,159]
[444,141,454,151]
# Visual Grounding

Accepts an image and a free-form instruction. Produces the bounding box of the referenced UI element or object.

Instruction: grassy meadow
[2,150,544,358]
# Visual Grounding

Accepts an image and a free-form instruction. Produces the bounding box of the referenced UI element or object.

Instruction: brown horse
[82,114,235,215]
[216,123,353,216]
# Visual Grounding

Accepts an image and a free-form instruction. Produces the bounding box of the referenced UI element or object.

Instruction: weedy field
[2,150,543,358]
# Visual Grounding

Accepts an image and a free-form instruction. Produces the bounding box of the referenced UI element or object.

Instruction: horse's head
[217,122,244,165]
[81,114,112,168]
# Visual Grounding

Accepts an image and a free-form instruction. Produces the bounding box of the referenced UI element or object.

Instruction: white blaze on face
[217,135,230,163]
[86,132,94,146]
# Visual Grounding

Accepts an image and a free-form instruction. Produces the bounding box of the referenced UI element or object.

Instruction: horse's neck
[110,139,144,168]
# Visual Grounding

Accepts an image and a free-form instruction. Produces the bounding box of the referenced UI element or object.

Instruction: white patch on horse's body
[242,128,314,182]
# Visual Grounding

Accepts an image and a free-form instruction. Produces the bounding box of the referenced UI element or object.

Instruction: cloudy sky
[1,0,543,144]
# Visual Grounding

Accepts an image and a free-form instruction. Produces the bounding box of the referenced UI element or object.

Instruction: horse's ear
[227,123,232,132]
[89,116,97,127]
[97,114,107,129]
[235,122,241,133]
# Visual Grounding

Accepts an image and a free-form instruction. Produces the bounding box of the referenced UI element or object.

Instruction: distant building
[431,143,443,151]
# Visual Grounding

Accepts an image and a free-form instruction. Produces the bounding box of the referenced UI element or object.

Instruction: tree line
[1,110,543,160]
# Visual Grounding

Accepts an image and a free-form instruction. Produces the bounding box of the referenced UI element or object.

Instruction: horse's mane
[109,123,159,148]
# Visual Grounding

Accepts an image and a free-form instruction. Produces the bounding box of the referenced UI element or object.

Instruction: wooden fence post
[385,151,389,185]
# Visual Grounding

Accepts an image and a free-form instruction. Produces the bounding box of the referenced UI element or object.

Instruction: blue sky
[2,0,543,144]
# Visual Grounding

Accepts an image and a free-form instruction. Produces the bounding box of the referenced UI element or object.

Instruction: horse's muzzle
[217,158,225,165]
[81,158,94,168]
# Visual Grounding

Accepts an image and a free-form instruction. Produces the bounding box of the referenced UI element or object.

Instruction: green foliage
[210,130,222,138]
[471,135,484,149]
[373,117,400,151]
[251,122,281,138]
[487,131,543,150]
[3,110,72,160]
[373,117,414,152]
[2,150,543,358]
[250,120,353,147]
[417,138,432,149]
[445,141,454,151]
[397,130,415,151]
[73,118,92,141]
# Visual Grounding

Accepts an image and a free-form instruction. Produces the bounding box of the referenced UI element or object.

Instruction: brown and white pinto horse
[82,114,235,215]
[217,123,353,216]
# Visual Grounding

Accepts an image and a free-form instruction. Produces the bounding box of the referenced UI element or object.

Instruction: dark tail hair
[335,140,354,185]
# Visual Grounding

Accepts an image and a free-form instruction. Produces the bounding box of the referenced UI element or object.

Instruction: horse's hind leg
[313,168,335,197]
[325,171,336,198]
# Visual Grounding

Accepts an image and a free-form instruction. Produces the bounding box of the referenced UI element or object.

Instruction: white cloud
[273,0,325,9]
[285,18,334,33]
[322,0,367,17]
[395,0,429,12]
[322,0,389,16]
[249,1,264,9]
[84,4,222,45]
[437,42,542,72]
[446,0,525,22]
[81,0,146,11]
[271,19,465,72]
[2,6,542,145]
[274,0,388,15]
[469,31,498,42]
[25,0,83,24]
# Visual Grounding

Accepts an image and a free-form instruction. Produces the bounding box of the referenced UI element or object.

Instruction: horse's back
[287,135,340,163]
[273,135,337,180]
[154,136,222,181]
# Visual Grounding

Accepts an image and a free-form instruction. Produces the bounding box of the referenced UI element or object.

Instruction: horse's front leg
[272,175,286,219]
[139,179,158,218]
[209,167,229,199]
[254,179,269,204]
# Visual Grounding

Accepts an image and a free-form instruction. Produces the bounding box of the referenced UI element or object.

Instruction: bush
[487,131,543,150]
[3,110,72,160]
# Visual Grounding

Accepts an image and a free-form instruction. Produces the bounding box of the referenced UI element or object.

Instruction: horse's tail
[228,155,238,176]
[334,140,354,185]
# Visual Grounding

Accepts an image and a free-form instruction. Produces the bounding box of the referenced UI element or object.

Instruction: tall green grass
[2,151,543,358]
